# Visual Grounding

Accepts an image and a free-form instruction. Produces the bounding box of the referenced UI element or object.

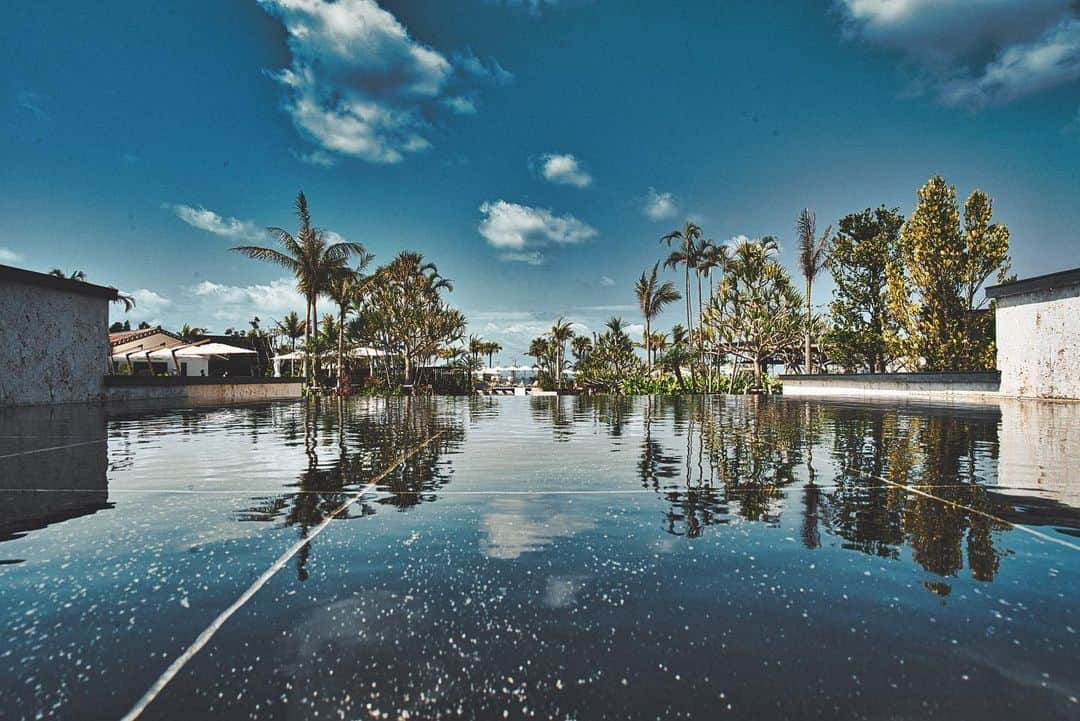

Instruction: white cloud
[642,187,678,221]
[536,153,593,187]
[478,200,597,263]
[295,148,339,167]
[167,204,264,240]
[0,247,21,263]
[260,0,507,164]
[443,95,478,115]
[190,278,306,317]
[128,288,172,315]
[453,50,514,85]
[835,1,1079,108]
[599,275,615,287]
[500,251,545,265]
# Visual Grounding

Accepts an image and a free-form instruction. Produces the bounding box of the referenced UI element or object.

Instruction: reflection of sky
[480,496,595,559]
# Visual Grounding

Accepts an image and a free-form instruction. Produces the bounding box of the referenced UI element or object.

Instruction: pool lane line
[118,429,446,721]
[0,438,108,460]
[845,466,1080,552]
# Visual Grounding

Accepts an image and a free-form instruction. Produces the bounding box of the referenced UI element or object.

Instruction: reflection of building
[0,405,110,550]
[987,267,1080,399]
[0,264,118,406]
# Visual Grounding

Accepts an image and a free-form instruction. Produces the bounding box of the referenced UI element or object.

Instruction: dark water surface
[1,396,1077,720]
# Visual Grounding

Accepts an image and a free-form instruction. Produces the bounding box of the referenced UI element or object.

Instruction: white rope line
[118,430,446,721]
[845,466,1080,552]
[0,439,108,460]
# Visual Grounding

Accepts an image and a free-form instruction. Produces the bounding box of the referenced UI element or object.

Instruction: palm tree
[231,192,366,383]
[327,253,376,388]
[274,311,306,351]
[468,335,485,364]
[635,262,681,370]
[661,222,702,384]
[49,268,87,281]
[548,317,575,389]
[695,241,730,390]
[571,336,592,363]
[483,341,502,368]
[796,208,831,374]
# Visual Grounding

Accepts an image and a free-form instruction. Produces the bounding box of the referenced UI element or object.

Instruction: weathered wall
[779,372,1001,401]
[103,377,304,404]
[0,281,110,406]
[995,284,1080,399]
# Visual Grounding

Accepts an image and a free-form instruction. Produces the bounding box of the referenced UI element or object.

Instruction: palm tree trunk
[337,305,346,389]
[303,296,313,384]
[684,266,696,388]
[645,317,652,371]
[805,277,812,374]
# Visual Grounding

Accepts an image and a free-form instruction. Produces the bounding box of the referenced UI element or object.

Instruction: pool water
[1,396,1077,720]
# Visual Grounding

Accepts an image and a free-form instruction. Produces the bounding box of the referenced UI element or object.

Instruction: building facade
[986,267,1080,400]
[0,265,118,406]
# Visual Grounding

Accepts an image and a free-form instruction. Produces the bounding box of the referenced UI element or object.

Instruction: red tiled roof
[109,326,182,348]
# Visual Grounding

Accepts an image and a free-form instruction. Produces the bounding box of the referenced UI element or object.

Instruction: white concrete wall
[995,284,1080,399]
[0,281,110,406]
[103,380,304,404]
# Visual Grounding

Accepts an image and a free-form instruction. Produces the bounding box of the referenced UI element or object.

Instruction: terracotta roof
[109,326,183,348]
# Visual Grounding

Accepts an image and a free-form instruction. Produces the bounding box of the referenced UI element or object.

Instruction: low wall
[103,376,304,404]
[779,372,1001,400]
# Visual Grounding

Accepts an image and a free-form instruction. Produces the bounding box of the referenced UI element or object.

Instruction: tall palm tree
[548,317,575,389]
[231,192,366,383]
[634,262,681,370]
[661,221,702,384]
[796,208,831,374]
[571,336,592,363]
[695,241,730,390]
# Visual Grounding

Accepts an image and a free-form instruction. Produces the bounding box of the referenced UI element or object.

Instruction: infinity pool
[2,396,1077,720]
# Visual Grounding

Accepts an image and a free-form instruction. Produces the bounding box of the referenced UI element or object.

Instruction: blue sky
[2,0,1078,362]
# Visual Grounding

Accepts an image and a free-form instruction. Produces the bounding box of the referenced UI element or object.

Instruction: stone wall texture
[0,281,110,406]
[102,379,304,404]
[995,284,1080,399]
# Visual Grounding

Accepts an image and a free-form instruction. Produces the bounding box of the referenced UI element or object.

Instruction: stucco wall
[0,281,110,406]
[995,284,1080,399]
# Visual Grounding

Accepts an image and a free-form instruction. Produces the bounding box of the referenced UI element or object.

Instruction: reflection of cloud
[543,574,589,608]
[480,497,594,559]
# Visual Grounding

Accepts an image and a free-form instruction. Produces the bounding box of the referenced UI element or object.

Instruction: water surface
[2,396,1077,720]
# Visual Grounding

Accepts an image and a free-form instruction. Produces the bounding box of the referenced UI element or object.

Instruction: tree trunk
[303,296,313,384]
[337,305,346,389]
[645,317,652,371]
[805,277,813,374]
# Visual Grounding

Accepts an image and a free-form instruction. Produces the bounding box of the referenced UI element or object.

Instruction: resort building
[0,264,118,406]
[986,267,1080,400]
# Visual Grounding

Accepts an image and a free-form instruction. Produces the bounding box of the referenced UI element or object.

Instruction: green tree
[231,192,366,383]
[274,311,306,352]
[702,236,804,389]
[823,206,904,373]
[886,176,1010,371]
[795,208,831,374]
[661,222,703,383]
[635,262,681,370]
[549,317,575,389]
